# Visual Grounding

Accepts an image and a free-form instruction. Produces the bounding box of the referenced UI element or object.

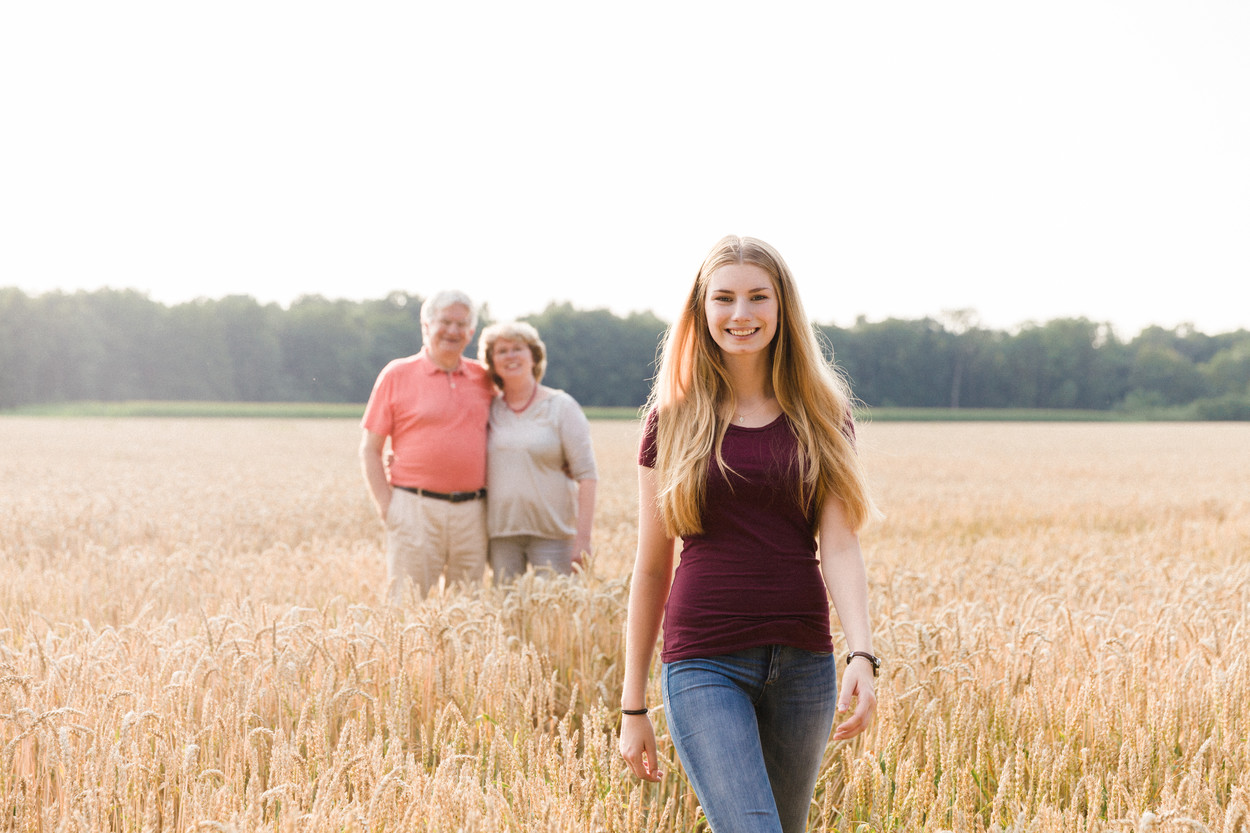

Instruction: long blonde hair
[647,235,878,537]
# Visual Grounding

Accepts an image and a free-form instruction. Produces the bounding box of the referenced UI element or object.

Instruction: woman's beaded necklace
[507,381,539,414]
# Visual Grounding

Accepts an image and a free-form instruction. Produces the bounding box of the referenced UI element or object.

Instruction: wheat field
[2,416,1248,832]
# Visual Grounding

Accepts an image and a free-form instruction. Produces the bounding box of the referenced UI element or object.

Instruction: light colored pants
[385,489,487,603]
[489,535,575,586]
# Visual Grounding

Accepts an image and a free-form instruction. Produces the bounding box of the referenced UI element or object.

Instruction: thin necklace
[733,395,773,424]
[507,381,538,414]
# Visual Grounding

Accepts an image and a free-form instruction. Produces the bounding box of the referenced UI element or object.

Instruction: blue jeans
[661,646,837,833]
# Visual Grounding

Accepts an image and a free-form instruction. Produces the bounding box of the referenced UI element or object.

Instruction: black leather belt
[395,486,486,503]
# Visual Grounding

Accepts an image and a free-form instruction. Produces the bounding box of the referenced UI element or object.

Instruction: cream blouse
[486,388,597,539]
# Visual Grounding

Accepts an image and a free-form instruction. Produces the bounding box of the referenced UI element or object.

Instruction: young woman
[618,236,880,833]
[478,321,597,584]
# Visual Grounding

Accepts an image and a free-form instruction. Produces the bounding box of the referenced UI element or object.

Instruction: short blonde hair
[478,321,548,387]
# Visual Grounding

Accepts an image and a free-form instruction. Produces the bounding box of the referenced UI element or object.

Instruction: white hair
[421,289,478,329]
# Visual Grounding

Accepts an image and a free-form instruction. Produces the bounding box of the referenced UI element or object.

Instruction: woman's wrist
[846,651,881,677]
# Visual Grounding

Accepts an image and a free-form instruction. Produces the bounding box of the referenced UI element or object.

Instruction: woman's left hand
[572,534,592,567]
[831,660,877,741]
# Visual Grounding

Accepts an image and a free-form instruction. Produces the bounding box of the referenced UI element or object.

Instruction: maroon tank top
[640,411,834,663]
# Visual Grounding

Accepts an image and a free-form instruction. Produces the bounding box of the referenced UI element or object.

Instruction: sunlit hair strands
[646,235,879,537]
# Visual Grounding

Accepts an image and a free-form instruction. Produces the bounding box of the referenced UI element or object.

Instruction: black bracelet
[846,651,881,677]
[621,707,648,716]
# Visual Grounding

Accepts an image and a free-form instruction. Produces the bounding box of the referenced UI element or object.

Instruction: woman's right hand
[619,714,663,782]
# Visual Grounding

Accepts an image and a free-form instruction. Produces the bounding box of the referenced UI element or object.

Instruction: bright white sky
[2,1,1248,337]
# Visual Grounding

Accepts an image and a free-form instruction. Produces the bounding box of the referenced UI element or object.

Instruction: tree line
[2,287,1249,417]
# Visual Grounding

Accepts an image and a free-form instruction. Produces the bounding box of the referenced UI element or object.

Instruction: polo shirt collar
[420,347,469,375]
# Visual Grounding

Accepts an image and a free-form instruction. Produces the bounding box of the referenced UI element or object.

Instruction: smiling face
[421,302,475,368]
[490,337,536,385]
[703,263,779,359]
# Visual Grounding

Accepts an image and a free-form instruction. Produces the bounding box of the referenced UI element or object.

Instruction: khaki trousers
[385,489,487,603]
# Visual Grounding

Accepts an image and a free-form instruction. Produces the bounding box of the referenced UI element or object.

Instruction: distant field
[861,406,1134,421]
[3,401,646,420]
[1,400,1165,422]
[3,400,368,418]
[2,418,1248,830]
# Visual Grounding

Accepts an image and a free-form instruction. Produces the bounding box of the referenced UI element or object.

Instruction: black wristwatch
[846,651,881,677]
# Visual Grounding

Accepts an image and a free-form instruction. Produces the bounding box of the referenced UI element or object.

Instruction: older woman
[478,321,597,585]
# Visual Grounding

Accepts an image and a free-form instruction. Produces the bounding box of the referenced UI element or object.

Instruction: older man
[360,290,494,603]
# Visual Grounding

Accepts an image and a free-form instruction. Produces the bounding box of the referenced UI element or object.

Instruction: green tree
[0,289,38,408]
[1127,344,1209,406]
[359,292,426,379]
[279,296,372,402]
[524,303,665,408]
[940,309,991,409]
[1002,318,1126,409]
[23,292,101,403]
[1133,324,1224,365]
[159,299,236,400]
[215,296,285,401]
[825,318,952,407]
[1201,340,1250,397]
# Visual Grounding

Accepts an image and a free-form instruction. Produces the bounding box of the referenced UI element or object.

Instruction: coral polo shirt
[361,350,494,493]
